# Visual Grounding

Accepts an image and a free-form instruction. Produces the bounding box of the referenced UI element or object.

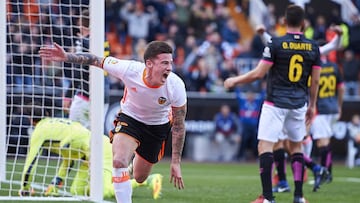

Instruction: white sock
[113,168,132,203]
[302,136,313,157]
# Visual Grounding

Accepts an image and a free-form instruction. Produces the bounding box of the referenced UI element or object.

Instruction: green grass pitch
[1,160,359,203]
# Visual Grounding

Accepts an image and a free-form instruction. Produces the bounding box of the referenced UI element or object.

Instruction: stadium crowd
[5,0,360,163]
[6,0,360,96]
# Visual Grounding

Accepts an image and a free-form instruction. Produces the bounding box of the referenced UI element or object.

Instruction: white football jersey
[103,57,187,125]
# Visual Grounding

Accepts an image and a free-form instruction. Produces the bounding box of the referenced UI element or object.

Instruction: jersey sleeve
[313,44,322,69]
[102,57,134,80]
[319,35,341,55]
[20,130,44,190]
[261,39,275,64]
[170,75,187,107]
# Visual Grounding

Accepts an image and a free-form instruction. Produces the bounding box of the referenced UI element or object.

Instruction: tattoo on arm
[171,105,187,163]
[66,53,103,67]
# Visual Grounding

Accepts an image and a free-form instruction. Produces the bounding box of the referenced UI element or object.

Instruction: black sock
[274,148,287,182]
[319,145,332,173]
[259,152,274,200]
[303,154,316,170]
[291,153,304,197]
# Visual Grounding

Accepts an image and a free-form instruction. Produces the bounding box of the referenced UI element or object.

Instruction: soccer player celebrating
[19,104,163,199]
[39,40,187,203]
[224,5,321,203]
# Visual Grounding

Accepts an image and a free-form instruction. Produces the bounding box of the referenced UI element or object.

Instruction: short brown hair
[285,5,305,27]
[143,41,173,62]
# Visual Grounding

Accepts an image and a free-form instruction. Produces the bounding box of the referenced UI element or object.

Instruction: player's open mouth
[163,73,169,79]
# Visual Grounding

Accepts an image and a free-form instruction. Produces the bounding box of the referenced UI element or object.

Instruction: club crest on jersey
[158,97,167,105]
[108,59,119,64]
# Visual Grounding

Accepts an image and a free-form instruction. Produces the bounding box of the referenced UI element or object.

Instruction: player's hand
[45,177,63,196]
[18,188,35,196]
[305,106,316,127]
[170,163,184,190]
[332,25,343,36]
[39,42,67,62]
[224,77,237,89]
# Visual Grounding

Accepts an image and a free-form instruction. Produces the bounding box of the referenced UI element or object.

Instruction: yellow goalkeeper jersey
[20,117,112,190]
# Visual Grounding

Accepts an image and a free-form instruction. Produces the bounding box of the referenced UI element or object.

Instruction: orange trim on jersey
[142,69,161,88]
[112,172,130,183]
[121,87,128,104]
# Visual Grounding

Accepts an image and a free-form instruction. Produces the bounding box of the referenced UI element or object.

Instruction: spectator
[274,16,286,37]
[220,18,242,52]
[174,0,191,37]
[212,104,241,161]
[120,1,158,49]
[235,89,264,161]
[348,15,360,54]
[188,0,216,40]
[304,18,314,39]
[341,49,360,96]
[187,57,213,92]
[313,15,327,41]
[348,114,360,165]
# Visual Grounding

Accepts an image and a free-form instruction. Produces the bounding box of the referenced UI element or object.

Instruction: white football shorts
[258,102,307,143]
[310,114,338,140]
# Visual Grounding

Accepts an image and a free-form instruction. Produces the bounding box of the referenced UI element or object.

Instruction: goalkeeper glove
[45,176,63,196]
[18,187,35,196]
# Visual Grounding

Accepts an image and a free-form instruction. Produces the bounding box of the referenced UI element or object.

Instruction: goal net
[1,0,105,201]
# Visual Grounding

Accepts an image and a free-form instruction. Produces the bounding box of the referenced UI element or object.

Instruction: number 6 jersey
[262,32,321,109]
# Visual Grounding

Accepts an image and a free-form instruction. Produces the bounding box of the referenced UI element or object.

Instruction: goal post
[0,0,7,183]
[89,0,105,202]
[2,0,105,201]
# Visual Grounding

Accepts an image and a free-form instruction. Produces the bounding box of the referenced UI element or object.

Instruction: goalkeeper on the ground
[19,104,162,199]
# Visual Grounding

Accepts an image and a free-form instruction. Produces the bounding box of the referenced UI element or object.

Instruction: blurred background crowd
[6,0,360,96]
[5,0,360,162]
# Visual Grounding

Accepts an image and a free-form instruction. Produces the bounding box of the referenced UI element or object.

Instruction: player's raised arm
[319,25,343,55]
[39,42,104,67]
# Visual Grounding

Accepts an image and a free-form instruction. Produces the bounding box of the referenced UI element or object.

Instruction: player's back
[316,61,343,114]
[33,117,90,143]
[264,33,321,109]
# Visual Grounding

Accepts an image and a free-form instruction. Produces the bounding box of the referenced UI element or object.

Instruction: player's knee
[112,157,128,168]
[133,174,147,184]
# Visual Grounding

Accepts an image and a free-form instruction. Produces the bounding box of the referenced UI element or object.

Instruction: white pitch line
[1,180,115,203]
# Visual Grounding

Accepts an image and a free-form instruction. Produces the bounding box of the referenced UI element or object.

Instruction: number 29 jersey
[262,33,321,109]
[316,61,344,114]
